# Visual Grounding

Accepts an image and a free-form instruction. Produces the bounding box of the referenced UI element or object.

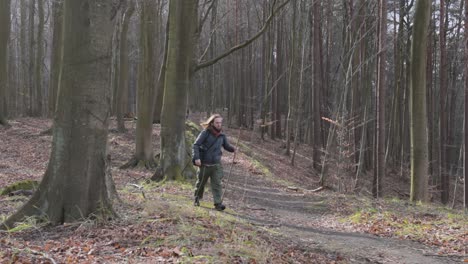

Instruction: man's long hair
[201,114,222,129]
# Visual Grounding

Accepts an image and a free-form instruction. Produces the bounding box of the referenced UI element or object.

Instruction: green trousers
[194,164,224,204]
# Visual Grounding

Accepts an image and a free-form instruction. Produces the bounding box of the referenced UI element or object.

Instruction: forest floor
[0,117,466,263]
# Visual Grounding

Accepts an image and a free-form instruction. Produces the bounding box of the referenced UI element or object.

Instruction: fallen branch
[422,253,466,259]
[245,207,266,211]
[310,186,325,192]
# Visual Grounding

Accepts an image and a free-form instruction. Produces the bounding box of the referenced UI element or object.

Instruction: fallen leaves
[329,207,467,257]
[0,221,188,263]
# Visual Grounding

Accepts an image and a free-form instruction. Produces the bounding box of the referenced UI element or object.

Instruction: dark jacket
[192,128,235,165]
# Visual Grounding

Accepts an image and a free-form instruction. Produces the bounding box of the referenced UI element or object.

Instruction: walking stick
[220,127,242,203]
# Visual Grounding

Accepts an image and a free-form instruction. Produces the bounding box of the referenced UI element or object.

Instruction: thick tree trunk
[410,0,430,203]
[153,0,198,181]
[0,0,10,126]
[2,0,116,228]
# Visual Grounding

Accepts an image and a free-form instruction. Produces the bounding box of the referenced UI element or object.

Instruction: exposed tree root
[1,194,117,230]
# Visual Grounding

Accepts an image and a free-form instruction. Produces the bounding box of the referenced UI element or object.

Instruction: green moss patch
[1,180,39,196]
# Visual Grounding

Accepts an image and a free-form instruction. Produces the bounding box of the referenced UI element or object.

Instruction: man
[192,114,235,211]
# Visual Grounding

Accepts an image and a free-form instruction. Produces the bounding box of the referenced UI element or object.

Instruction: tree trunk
[34,0,44,116]
[374,0,387,198]
[134,0,157,168]
[439,0,449,204]
[261,2,272,140]
[312,0,323,170]
[285,0,298,156]
[110,5,122,116]
[28,0,35,116]
[426,8,436,185]
[410,0,430,203]
[48,0,63,116]
[153,0,198,181]
[153,11,170,124]
[0,0,10,126]
[291,0,306,166]
[20,0,27,115]
[116,1,135,133]
[464,0,468,209]
[2,0,116,228]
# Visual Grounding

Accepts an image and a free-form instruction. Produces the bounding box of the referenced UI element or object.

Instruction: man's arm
[222,135,235,153]
[193,130,208,165]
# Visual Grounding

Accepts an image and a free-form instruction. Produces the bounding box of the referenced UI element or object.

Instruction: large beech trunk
[2,0,115,228]
[156,0,198,181]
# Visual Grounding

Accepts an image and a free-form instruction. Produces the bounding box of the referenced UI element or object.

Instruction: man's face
[213,117,223,130]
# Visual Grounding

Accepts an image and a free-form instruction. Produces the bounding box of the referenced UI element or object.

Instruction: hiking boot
[194,197,200,206]
[214,203,226,211]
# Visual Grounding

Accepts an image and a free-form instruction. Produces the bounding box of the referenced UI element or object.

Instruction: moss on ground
[0,180,39,196]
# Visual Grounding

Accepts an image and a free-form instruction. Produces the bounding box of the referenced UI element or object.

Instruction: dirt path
[222,167,460,264]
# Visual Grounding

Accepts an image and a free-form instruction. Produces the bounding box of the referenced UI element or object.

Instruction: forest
[0,0,467,263]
